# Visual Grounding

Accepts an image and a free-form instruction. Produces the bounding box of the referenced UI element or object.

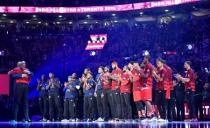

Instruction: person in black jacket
[174,79,185,121]
[46,72,62,121]
[194,72,204,120]
[62,75,80,122]
[37,74,48,122]
[82,72,96,122]
[94,66,105,122]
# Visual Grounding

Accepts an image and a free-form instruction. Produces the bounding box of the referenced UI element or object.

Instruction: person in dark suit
[174,79,185,121]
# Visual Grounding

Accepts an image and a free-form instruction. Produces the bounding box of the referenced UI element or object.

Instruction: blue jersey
[83,78,95,97]
[38,81,48,97]
[63,80,79,99]
[95,74,103,91]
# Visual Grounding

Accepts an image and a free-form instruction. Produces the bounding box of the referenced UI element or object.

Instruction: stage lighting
[140,12,144,15]
[2,14,7,17]
[187,44,193,50]
[10,20,14,24]
[205,68,209,74]
[112,13,116,17]
[159,16,172,25]
[90,51,96,56]
[143,50,150,56]
[32,15,37,18]
[38,21,42,24]
[0,50,5,56]
[83,21,88,24]
[165,9,169,12]
[104,21,110,27]
[63,43,67,47]
[58,15,62,18]
[86,15,91,18]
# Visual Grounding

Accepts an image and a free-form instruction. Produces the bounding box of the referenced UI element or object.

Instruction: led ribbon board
[0,0,200,13]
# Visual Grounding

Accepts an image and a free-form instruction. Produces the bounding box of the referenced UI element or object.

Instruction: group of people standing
[9,55,201,123]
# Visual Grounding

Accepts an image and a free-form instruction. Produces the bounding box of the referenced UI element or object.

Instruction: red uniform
[9,67,30,84]
[111,68,122,91]
[155,67,167,91]
[141,63,153,101]
[131,69,142,91]
[120,72,131,93]
[163,64,173,99]
[131,69,142,102]
[101,73,111,90]
[185,68,195,92]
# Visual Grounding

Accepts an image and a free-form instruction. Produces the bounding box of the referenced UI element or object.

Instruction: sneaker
[22,119,31,123]
[95,117,104,122]
[41,118,47,122]
[61,119,69,122]
[75,118,79,122]
[108,119,114,123]
[149,117,158,122]
[86,118,91,122]
[157,118,168,122]
[114,118,120,122]
[191,118,198,122]
[118,119,124,123]
[71,119,76,122]
[141,118,149,123]
[10,120,17,124]
[184,119,191,122]
[124,119,131,123]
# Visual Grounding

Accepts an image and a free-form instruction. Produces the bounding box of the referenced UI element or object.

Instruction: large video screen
[0,74,10,95]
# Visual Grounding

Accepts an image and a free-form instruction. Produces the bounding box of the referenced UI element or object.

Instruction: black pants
[38,94,48,119]
[102,89,113,120]
[96,90,103,118]
[112,89,122,119]
[175,92,185,121]
[49,92,62,120]
[194,94,203,120]
[121,93,132,119]
[135,101,144,111]
[83,96,96,120]
[14,84,29,121]
[63,98,77,119]
[185,90,195,119]
[167,91,176,121]
[155,90,167,119]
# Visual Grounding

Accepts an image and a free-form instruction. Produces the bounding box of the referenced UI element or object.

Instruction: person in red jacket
[175,61,196,121]
[101,66,113,121]
[153,58,168,121]
[8,61,32,122]
[120,65,132,120]
[128,62,145,119]
[141,55,154,118]
[163,63,176,121]
[109,61,123,121]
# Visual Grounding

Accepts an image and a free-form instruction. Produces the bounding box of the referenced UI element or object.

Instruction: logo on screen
[85,34,107,50]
